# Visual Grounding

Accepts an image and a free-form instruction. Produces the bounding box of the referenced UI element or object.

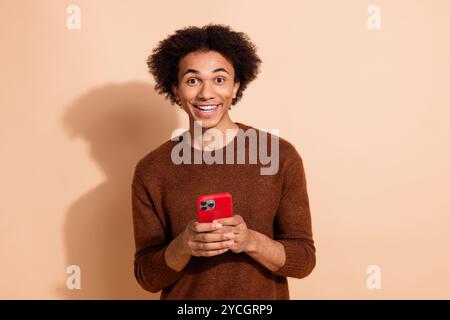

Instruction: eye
[186,78,199,85]
[215,77,226,84]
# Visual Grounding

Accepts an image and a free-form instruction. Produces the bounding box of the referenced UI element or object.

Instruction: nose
[197,82,215,100]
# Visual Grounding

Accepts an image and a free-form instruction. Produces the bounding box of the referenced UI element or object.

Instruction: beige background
[1,0,449,299]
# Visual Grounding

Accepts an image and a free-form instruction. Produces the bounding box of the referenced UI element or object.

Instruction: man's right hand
[182,219,235,257]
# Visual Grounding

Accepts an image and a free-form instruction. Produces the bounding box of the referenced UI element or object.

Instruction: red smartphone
[197,192,233,223]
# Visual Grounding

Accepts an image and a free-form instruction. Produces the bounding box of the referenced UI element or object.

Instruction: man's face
[172,50,240,129]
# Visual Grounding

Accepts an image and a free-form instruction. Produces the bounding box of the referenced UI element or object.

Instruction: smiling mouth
[193,104,221,113]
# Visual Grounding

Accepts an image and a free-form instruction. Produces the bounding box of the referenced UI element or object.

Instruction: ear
[233,81,240,99]
[171,83,178,99]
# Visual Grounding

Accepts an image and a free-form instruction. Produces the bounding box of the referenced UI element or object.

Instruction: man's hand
[182,219,235,257]
[168,215,285,273]
[213,215,287,272]
[212,215,255,253]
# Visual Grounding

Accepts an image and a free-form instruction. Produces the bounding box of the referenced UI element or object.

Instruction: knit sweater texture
[131,122,316,299]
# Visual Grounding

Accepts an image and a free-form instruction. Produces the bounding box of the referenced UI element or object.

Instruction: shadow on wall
[57,81,179,299]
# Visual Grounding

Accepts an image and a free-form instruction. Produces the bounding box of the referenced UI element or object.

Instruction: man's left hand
[212,215,254,253]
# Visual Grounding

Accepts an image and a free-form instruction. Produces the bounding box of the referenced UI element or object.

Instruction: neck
[188,114,239,151]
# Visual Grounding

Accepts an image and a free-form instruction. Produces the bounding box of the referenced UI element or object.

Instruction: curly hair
[147,24,262,106]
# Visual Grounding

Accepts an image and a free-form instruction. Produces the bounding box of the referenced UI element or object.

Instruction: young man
[132,24,316,299]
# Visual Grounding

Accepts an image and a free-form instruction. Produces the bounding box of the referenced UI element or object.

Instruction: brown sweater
[131,122,316,299]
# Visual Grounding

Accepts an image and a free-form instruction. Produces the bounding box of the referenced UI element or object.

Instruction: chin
[196,119,219,129]
[190,112,225,129]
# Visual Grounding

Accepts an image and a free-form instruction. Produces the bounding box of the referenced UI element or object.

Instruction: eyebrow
[182,68,229,77]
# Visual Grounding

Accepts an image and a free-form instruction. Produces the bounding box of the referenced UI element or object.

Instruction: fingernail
[225,232,234,239]
[227,241,234,247]
[214,223,222,229]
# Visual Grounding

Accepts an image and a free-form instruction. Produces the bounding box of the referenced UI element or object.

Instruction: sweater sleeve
[131,163,185,293]
[272,146,316,279]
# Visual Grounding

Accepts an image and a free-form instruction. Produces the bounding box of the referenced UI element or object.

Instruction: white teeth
[195,104,219,111]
